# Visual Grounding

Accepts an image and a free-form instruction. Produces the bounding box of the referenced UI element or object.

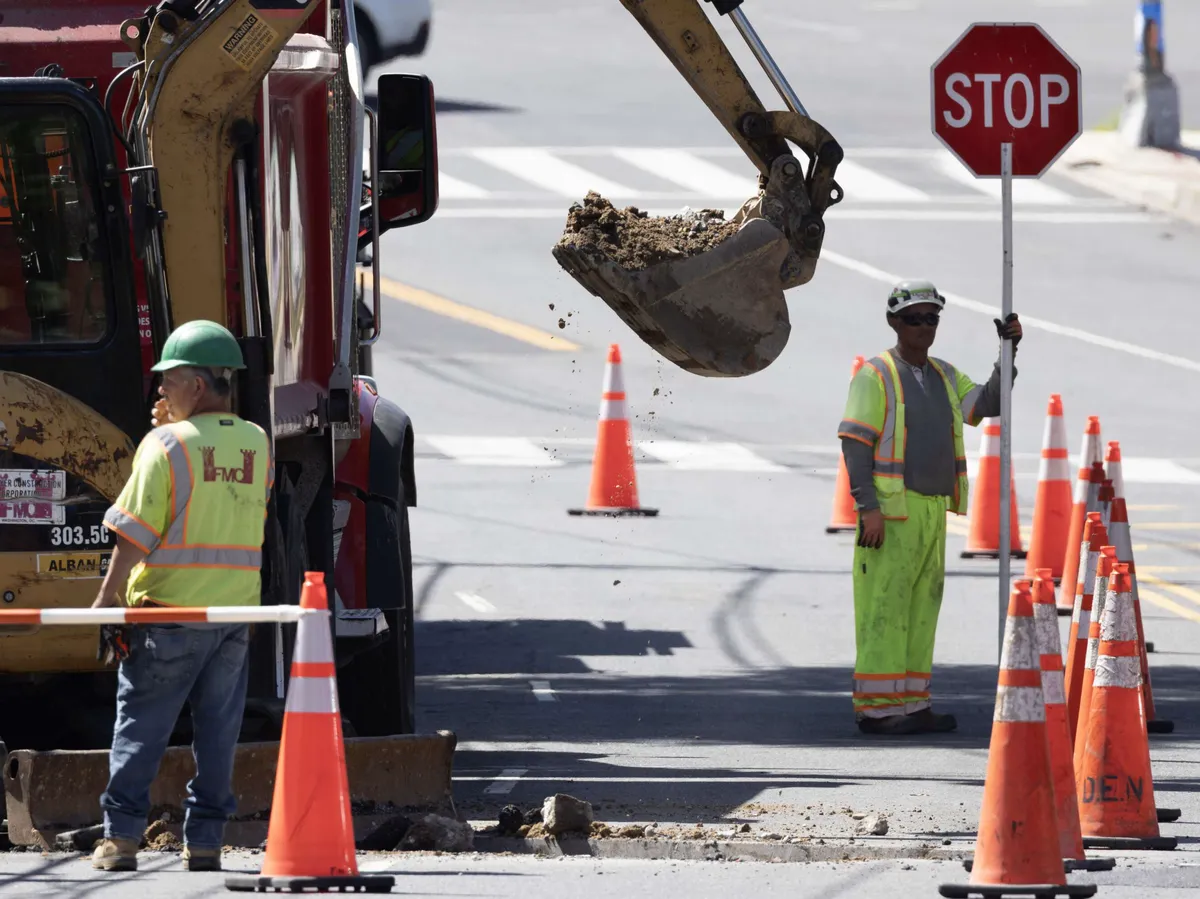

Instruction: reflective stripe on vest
[144,422,266,570]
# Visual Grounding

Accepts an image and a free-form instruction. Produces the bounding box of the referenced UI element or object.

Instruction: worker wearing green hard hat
[91,318,272,873]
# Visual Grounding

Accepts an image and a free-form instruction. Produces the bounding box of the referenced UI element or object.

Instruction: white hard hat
[886,279,945,315]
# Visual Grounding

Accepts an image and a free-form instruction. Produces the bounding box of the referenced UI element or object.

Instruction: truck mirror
[374,73,438,231]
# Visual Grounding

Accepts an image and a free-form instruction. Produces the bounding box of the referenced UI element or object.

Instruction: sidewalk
[1053,129,1200,226]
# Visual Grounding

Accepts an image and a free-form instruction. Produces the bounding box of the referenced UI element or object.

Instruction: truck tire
[335,497,415,736]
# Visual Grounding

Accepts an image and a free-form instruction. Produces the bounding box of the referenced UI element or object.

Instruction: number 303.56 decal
[49,525,111,547]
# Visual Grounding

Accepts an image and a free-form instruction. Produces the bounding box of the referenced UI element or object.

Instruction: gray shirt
[841,350,1015,512]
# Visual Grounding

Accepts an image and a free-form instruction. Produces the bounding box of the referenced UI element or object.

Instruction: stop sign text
[931,23,1082,178]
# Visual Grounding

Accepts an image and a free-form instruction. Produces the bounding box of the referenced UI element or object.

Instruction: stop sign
[931,23,1082,178]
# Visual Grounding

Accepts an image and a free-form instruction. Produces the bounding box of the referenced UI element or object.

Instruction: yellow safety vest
[103,412,273,607]
[837,350,983,520]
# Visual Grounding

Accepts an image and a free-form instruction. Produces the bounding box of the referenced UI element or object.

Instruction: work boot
[92,837,139,871]
[857,714,920,735]
[183,846,222,872]
[910,708,957,733]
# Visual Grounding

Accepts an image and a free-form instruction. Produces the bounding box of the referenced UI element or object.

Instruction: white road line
[455,591,497,614]
[438,173,491,199]
[611,148,758,197]
[471,147,640,198]
[637,440,787,473]
[836,159,930,203]
[821,250,1200,375]
[935,151,1075,204]
[483,768,528,795]
[530,680,557,702]
[424,436,564,467]
[1115,459,1200,486]
[430,208,1155,224]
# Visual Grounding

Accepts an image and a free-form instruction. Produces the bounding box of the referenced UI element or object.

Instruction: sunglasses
[896,312,940,327]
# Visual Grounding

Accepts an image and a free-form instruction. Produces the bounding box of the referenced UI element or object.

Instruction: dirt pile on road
[555,192,740,271]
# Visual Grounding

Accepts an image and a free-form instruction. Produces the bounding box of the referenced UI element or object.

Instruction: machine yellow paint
[0,373,134,673]
[122,0,322,328]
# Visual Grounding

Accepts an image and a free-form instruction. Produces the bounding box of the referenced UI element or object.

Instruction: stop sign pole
[931,23,1082,659]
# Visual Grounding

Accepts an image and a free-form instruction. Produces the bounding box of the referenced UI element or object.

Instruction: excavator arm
[552,0,844,377]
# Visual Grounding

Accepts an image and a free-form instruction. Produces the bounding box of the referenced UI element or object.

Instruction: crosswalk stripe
[836,160,931,202]
[470,147,641,198]
[423,436,563,467]
[934,151,1075,204]
[635,440,787,472]
[438,173,491,199]
[611,148,759,197]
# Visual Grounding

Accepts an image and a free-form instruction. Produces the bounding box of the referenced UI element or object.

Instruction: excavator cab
[553,0,844,378]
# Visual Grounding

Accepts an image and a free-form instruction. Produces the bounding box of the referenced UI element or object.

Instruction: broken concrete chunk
[398,814,474,852]
[542,793,594,836]
[855,815,889,836]
[497,805,524,836]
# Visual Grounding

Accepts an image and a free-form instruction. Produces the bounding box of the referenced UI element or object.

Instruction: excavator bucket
[553,200,792,378]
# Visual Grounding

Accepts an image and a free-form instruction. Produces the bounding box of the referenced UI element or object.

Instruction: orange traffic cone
[939,581,1093,899]
[1025,395,1073,581]
[1058,415,1104,612]
[1076,564,1178,852]
[1056,461,1105,614]
[1098,479,1114,530]
[1109,497,1173,735]
[827,356,866,534]
[1064,513,1107,743]
[961,418,1026,560]
[1104,441,1125,503]
[1033,569,1115,873]
[1073,546,1117,770]
[226,572,393,893]
[569,344,657,517]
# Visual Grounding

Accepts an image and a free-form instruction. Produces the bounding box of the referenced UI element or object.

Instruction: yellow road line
[1128,504,1179,512]
[1131,522,1200,531]
[1138,587,1200,625]
[1139,566,1200,574]
[378,275,581,352]
[1139,573,1200,610]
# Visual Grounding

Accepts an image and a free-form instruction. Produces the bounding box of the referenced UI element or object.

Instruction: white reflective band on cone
[599,397,627,421]
[995,686,1046,722]
[1041,670,1066,705]
[1094,656,1141,689]
[1038,456,1071,482]
[293,609,336,664]
[1101,592,1139,641]
[284,676,340,714]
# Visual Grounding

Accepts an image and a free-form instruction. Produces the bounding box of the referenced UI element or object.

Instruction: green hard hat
[886,279,945,315]
[151,320,245,373]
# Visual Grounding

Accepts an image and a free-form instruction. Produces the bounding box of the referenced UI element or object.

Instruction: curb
[1054,131,1200,227]
[471,835,973,863]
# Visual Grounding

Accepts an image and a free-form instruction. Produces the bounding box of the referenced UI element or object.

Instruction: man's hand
[858,509,885,549]
[994,312,1022,348]
[91,590,119,609]
[151,398,172,429]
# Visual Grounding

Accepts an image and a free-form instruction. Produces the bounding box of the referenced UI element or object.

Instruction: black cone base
[960,550,1029,560]
[1157,807,1182,823]
[1148,719,1175,734]
[939,884,1096,898]
[825,524,856,534]
[1145,641,1156,653]
[226,875,395,893]
[963,858,1115,874]
[1082,835,1177,851]
[568,507,659,517]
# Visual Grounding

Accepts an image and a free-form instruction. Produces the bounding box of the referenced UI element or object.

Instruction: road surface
[14,0,1199,894]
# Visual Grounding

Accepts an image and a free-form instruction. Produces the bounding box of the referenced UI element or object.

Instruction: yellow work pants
[852,492,949,718]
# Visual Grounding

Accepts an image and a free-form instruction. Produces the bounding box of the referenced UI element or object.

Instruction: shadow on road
[415,615,1199,826]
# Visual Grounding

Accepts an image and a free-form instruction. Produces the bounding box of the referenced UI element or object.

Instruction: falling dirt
[143,819,181,852]
[556,192,741,271]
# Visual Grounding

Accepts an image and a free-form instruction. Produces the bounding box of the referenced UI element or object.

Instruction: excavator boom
[553,0,844,377]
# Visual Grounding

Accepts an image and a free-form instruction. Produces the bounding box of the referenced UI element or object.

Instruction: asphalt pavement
[12,0,1196,895]
[360,0,1200,891]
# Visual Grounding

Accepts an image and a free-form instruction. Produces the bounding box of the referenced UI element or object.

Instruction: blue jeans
[100,623,250,850]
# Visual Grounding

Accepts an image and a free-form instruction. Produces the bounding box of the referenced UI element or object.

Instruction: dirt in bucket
[555,192,741,271]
